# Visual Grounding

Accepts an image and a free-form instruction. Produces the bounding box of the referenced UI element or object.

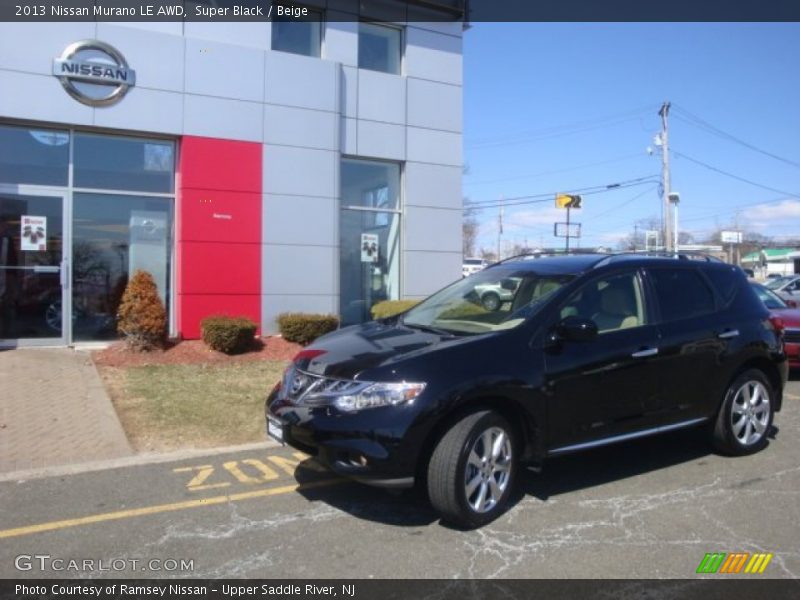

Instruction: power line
[464,175,660,210]
[464,153,646,187]
[671,104,800,170]
[671,150,800,198]
[590,186,661,222]
[466,107,652,150]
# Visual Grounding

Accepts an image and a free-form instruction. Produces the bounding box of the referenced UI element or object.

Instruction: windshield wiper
[402,321,457,337]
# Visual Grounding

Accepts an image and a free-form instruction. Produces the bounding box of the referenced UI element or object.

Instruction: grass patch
[103,361,287,452]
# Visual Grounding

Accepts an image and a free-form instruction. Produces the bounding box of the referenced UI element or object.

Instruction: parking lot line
[0,478,342,540]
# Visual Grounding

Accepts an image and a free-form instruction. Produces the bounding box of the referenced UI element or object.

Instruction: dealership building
[0,1,464,346]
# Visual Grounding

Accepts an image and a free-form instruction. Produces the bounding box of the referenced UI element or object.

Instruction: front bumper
[265,388,421,488]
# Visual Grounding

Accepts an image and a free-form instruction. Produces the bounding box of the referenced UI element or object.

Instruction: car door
[543,269,664,452]
[644,266,725,421]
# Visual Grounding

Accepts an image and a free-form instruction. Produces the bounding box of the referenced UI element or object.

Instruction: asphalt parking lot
[1,382,799,580]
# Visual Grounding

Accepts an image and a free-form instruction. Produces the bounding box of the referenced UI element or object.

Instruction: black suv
[266,254,786,527]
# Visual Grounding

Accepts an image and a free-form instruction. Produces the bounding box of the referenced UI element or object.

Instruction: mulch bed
[92,337,302,368]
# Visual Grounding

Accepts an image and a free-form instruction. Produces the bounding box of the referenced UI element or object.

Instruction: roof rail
[485,251,610,268]
[592,251,724,268]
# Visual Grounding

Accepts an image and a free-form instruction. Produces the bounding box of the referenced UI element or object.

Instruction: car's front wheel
[427,410,517,528]
[712,369,774,455]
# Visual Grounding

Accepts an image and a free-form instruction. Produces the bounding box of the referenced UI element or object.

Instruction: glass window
[560,272,646,334]
[340,159,401,326]
[341,160,400,210]
[704,266,741,304]
[72,193,172,341]
[358,22,401,75]
[403,269,572,336]
[751,283,787,310]
[272,8,322,57]
[649,268,715,322]
[0,124,69,186]
[74,133,175,193]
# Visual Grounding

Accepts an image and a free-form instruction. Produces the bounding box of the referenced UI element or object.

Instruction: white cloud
[504,207,563,230]
[743,199,800,229]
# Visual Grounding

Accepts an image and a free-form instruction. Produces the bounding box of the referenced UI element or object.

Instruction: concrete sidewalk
[0,348,132,474]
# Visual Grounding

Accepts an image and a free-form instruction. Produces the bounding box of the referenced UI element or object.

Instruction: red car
[751,281,800,368]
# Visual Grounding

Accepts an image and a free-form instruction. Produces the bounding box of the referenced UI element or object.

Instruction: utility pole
[496,196,503,261]
[565,206,571,253]
[633,223,639,252]
[659,101,672,253]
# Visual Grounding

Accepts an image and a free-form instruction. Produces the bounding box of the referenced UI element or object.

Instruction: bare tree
[463,205,479,257]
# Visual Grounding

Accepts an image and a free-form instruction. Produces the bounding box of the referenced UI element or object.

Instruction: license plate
[267,416,284,444]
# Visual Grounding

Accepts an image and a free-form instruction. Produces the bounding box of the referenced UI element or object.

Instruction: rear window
[649,268,716,322]
[703,266,741,305]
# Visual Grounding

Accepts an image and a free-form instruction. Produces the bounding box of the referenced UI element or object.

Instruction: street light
[668,192,680,253]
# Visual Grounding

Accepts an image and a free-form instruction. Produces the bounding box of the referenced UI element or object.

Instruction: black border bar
[3,579,800,600]
[1,0,800,22]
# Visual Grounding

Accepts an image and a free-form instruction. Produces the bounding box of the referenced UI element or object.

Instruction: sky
[462,23,800,255]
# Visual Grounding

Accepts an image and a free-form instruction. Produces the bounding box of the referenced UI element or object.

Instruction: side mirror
[556,316,598,342]
[787,299,798,309]
[500,278,517,291]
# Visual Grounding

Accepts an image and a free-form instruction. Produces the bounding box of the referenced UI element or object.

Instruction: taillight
[768,315,785,335]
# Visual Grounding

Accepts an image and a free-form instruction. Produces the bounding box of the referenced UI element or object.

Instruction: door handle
[60,260,69,289]
[718,329,739,339]
[631,347,658,358]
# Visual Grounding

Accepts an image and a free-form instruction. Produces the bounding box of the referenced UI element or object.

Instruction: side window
[560,272,646,334]
[358,22,402,74]
[703,266,741,305]
[649,268,715,322]
[272,7,323,58]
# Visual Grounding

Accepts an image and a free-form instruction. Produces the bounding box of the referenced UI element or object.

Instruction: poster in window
[21,215,47,251]
[361,233,379,263]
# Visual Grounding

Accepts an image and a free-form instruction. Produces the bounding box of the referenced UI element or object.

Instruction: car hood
[292,320,477,380]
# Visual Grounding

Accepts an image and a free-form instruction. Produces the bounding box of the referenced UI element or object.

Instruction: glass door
[0,188,67,345]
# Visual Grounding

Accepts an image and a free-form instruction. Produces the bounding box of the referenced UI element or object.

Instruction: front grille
[284,368,366,404]
[784,329,800,344]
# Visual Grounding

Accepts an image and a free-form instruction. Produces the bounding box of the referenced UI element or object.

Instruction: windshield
[751,283,787,309]
[765,277,790,290]
[403,267,574,334]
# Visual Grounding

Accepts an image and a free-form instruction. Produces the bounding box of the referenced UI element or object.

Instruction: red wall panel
[177,136,262,338]
[180,189,261,244]
[180,136,262,192]
[179,242,260,295]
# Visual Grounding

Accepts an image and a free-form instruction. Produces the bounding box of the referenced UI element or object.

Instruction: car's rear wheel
[427,410,517,528]
[481,292,501,312]
[712,369,774,455]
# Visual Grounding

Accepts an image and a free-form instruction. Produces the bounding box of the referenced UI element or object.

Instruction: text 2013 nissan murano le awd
[266,254,786,528]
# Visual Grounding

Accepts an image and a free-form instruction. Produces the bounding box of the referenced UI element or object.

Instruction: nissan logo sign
[52,40,136,107]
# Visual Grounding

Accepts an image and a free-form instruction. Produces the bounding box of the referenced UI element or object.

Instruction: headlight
[331,382,426,412]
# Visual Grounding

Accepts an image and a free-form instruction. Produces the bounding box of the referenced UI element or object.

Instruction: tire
[712,369,774,456]
[427,410,517,528]
[481,292,501,312]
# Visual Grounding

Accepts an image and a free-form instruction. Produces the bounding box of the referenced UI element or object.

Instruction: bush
[201,315,258,354]
[277,313,339,345]
[117,270,167,351]
[370,300,420,319]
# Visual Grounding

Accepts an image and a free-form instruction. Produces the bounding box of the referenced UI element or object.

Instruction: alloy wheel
[730,380,770,446]
[464,426,513,513]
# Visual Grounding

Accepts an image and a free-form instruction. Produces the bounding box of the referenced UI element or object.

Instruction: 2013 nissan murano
[266,254,787,527]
